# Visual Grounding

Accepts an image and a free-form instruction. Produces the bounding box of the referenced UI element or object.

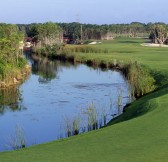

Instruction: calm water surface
[0,53,130,151]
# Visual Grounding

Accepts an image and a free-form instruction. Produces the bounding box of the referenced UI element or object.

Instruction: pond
[0,52,131,151]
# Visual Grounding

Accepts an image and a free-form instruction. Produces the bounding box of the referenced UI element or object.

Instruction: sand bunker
[141,43,168,47]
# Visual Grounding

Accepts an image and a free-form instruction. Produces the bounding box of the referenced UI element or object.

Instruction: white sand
[141,43,168,47]
[89,42,97,45]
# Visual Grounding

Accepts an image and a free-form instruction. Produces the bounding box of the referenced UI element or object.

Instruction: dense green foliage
[18,22,168,45]
[28,22,63,47]
[1,38,168,161]
[27,22,63,59]
[0,23,27,85]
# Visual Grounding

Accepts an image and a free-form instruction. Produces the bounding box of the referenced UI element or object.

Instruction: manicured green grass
[1,38,168,162]
[76,38,168,71]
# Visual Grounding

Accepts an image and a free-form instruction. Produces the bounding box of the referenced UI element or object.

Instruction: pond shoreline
[0,64,31,89]
[32,46,156,98]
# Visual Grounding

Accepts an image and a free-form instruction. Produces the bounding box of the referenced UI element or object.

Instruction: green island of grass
[0,38,168,162]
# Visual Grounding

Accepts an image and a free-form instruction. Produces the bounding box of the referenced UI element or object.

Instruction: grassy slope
[1,38,168,162]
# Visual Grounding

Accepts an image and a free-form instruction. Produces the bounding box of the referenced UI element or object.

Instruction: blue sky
[1,0,168,24]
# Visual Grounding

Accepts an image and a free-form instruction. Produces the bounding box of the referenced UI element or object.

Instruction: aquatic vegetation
[125,61,156,97]
[117,85,123,115]
[7,124,26,150]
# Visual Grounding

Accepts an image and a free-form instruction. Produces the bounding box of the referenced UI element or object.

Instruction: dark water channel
[0,52,131,151]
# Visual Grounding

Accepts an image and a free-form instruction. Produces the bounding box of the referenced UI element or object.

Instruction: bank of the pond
[0,38,168,162]
[0,64,31,88]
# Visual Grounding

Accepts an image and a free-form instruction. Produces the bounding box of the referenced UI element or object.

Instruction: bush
[17,57,27,68]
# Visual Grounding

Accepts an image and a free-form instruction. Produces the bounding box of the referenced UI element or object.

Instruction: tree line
[58,22,148,41]
[17,22,168,45]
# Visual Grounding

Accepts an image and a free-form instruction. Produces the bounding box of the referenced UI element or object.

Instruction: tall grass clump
[62,98,128,139]
[0,57,29,88]
[0,64,19,85]
[62,45,109,54]
[7,124,26,150]
[125,61,156,97]
[65,116,80,137]
[117,86,123,115]
[65,117,72,137]
[100,107,109,127]
[83,102,98,131]
[72,117,80,135]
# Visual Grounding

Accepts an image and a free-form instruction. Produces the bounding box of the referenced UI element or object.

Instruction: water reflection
[26,53,58,83]
[32,56,57,82]
[0,52,79,114]
[0,88,24,115]
[25,52,79,83]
